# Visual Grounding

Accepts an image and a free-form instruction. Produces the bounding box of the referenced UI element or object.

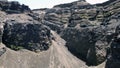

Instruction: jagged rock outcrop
[0,31,90,68]
[2,20,52,52]
[105,25,120,68]
[0,1,31,13]
[42,0,101,66]
[0,0,120,68]
[61,26,109,65]
[34,0,120,66]
[0,1,52,52]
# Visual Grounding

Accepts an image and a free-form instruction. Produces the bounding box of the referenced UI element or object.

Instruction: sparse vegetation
[10,45,24,51]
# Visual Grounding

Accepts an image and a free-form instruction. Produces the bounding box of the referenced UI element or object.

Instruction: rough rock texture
[0,0,120,68]
[37,0,120,66]
[61,26,109,65]
[2,20,52,52]
[0,1,31,13]
[0,31,89,68]
[105,25,120,68]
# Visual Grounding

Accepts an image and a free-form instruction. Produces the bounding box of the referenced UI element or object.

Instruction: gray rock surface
[0,0,120,68]
[2,20,52,52]
[0,1,31,13]
[0,31,89,68]
[37,0,120,66]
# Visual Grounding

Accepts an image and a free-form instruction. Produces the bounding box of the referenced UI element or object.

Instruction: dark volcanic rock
[2,20,52,52]
[43,21,64,34]
[0,1,31,13]
[45,0,120,66]
[61,26,110,65]
[44,8,68,33]
[0,0,119,67]
[106,25,120,68]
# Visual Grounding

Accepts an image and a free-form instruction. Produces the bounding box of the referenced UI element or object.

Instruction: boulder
[2,20,52,52]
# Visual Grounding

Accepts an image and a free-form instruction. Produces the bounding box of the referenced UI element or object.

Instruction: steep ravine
[0,30,107,68]
[0,31,86,68]
[0,0,120,68]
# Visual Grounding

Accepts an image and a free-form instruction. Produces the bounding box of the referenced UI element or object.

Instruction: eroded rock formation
[0,0,120,68]
[2,21,52,51]
[0,1,31,13]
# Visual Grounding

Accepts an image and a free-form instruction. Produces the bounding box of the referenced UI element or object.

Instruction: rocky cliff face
[41,0,120,66]
[0,0,120,68]
[0,1,31,13]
